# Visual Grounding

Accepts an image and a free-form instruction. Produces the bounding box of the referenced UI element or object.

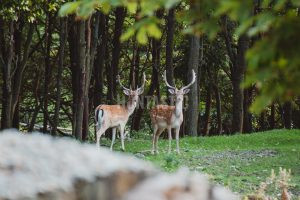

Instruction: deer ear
[123,90,131,96]
[168,88,176,94]
[183,88,190,94]
[137,87,144,95]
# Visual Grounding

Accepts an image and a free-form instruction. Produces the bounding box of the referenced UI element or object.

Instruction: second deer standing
[150,70,196,154]
[95,73,146,151]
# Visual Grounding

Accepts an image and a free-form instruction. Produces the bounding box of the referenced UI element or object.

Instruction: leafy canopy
[59,0,300,114]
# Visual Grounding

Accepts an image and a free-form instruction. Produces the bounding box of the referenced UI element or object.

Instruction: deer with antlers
[95,73,146,151]
[150,70,196,154]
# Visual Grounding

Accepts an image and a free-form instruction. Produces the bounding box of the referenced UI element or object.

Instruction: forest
[0,0,300,199]
[1,0,299,140]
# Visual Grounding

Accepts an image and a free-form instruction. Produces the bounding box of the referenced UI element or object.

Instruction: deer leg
[155,129,164,154]
[110,128,117,151]
[175,127,180,154]
[96,126,107,148]
[167,127,172,154]
[151,126,158,155]
[119,125,125,151]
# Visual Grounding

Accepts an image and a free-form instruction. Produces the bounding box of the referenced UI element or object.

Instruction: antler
[137,72,146,92]
[117,75,131,91]
[182,70,196,90]
[164,70,177,90]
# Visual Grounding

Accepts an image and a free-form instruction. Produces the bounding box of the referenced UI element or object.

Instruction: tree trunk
[165,8,175,87]
[82,15,100,141]
[53,18,67,136]
[214,83,222,135]
[74,21,86,140]
[1,19,34,129]
[185,36,200,136]
[0,21,14,129]
[231,35,248,133]
[259,111,266,131]
[270,103,275,129]
[111,7,126,100]
[94,13,108,107]
[68,17,80,135]
[283,102,292,129]
[203,83,212,136]
[42,13,53,133]
[243,87,253,133]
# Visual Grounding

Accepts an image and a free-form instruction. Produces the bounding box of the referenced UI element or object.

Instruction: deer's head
[118,73,146,109]
[164,70,196,104]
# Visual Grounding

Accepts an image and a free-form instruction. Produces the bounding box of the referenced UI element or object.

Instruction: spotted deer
[150,70,196,154]
[95,73,145,151]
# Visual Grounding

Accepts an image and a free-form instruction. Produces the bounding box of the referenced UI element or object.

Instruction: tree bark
[111,7,127,100]
[283,102,292,129]
[243,87,253,133]
[94,13,108,107]
[270,103,275,129]
[82,15,100,141]
[53,18,67,136]
[185,36,200,136]
[165,8,175,87]
[0,21,14,129]
[231,35,248,133]
[259,111,266,131]
[42,13,53,133]
[203,82,212,136]
[74,21,86,140]
[214,82,222,135]
[68,17,80,135]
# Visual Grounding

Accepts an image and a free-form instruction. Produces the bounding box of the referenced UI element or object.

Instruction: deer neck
[175,100,183,118]
[125,98,136,116]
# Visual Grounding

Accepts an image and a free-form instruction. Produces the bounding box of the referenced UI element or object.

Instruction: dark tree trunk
[42,13,53,133]
[214,82,222,135]
[0,19,33,130]
[12,103,19,129]
[165,8,175,87]
[243,87,253,133]
[94,14,108,106]
[185,36,200,136]
[74,21,86,140]
[150,37,161,102]
[68,17,80,135]
[53,18,67,136]
[231,35,248,133]
[270,103,275,129]
[0,21,14,129]
[203,83,212,136]
[111,7,126,100]
[283,102,292,129]
[259,111,266,131]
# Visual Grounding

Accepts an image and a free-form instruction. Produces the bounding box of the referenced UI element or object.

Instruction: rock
[123,168,238,200]
[0,129,238,200]
[0,129,157,200]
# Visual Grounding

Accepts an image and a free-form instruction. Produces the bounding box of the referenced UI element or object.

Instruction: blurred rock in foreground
[0,129,238,200]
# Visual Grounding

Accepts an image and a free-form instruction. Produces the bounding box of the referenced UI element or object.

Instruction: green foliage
[124,129,300,197]
[59,0,300,114]
[192,0,300,114]
[59,0,179,44]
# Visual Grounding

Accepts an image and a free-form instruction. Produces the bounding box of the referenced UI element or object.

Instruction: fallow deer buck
[150,70,196,154]
[95,73,145,151]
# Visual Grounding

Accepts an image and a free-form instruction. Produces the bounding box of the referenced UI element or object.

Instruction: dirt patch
[195,149,278,163]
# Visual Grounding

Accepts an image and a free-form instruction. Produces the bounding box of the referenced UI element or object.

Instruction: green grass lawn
[102,129,300,197]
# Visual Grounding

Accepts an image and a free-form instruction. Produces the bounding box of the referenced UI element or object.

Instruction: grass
[101,129,300,197]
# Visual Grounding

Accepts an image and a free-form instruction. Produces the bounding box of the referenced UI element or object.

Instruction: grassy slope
[105,129,300,196]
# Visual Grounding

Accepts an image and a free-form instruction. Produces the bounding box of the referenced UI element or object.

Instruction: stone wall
[0,130,238,200]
